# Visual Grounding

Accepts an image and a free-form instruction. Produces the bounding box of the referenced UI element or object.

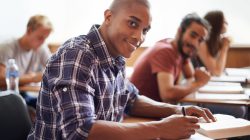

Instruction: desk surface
[180,93,250,106]
[180,95,250,106]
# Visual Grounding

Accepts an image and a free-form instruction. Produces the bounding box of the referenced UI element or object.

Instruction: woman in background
[193,11,247,119]
[193,10,231,76]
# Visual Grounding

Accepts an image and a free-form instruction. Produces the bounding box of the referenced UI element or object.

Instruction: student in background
[191,11,247,119]
[28,1,215,139]
[130,13,211,103]
[0,15,53,109]
[192,10,231,76]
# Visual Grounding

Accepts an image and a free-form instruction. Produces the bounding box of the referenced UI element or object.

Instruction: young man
[28,1,215,140]
[130,13,211,103]
[0,15,53,108]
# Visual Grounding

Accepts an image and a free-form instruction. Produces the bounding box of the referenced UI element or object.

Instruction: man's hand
[185,106,216,123]
[19,72,43,85]
[27,72,43,83]
[194,68,210,87]
[221,36,231,51]
[156,115,199,139]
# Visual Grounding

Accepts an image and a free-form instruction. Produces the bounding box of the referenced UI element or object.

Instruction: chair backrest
[0,92,32,140]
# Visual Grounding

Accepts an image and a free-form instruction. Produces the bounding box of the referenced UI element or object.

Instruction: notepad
[195,92,249,100]
[225,68,250,77]
[198,82,244,94]
[211,68,250,83]
[210,75,246,83]
[197,114,250,139]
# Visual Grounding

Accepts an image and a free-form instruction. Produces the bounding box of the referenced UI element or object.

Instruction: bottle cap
[8,59,15,65]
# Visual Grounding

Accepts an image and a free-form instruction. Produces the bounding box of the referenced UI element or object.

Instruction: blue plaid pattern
[28,25,139,140]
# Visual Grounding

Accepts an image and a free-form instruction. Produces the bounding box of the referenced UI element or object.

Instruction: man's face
[104,3,152,58]
[177,22,208,59]
[27,26,51,50]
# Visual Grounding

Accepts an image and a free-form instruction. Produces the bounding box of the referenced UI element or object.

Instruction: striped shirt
[28,25,139,140]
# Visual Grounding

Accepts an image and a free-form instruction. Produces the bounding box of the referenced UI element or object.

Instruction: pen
[182,106,186,116]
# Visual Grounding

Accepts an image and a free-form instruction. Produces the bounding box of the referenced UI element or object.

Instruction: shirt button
[63,87,68,92]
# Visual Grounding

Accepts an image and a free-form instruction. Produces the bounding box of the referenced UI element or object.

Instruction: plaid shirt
[28,25,139,140]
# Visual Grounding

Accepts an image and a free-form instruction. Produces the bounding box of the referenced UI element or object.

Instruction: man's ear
[26,27,33,34]
[177,27,182,35]
[104,9,112,25]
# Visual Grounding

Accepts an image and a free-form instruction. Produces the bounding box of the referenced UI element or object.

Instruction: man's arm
[88,95,215,140]
[198,38,230,76]
[0,64,6,89]
[157,62,210,102]
[157,71,200,102]
[19,72,43,86]
[88,97,198,140]
[129,95,215,122]
[130,95,181,118]
[0,63,43,88]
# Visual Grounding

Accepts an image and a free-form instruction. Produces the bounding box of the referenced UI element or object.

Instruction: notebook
[225,68,250,77]
[198,82,244,94]
[210,75,246,83]
[182,133,213,140]
[197,114,250,139]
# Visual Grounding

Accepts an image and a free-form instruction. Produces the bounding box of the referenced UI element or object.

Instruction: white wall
[0,0,250,46]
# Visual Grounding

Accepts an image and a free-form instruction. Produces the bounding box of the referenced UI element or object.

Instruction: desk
[180,93,250,106]
[180,92,250,120]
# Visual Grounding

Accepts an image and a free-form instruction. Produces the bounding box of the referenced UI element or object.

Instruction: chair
[0,92,32,140]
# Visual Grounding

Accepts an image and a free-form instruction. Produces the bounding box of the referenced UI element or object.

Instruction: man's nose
[132,30,145,46]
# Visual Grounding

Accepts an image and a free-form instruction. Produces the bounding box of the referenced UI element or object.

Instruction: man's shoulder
[50,35,96,66]
[154,38,173,49]
[60,35,93,53]
[0,38,17,59]
[151,39,175,55]
[0,38,17,50]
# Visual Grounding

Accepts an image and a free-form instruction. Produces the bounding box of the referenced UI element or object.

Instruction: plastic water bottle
[6,59,19,93]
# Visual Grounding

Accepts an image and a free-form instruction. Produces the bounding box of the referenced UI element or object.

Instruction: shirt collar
[86,24,125,71]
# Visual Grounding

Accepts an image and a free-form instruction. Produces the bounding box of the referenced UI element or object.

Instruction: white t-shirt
[0,38,51,76]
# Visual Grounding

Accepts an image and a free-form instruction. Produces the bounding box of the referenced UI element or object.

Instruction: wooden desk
[19,85,40,92]
[180,92,250,120]
[180,93,250,106]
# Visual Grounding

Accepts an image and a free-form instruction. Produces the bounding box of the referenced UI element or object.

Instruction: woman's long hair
[205,10,225,57]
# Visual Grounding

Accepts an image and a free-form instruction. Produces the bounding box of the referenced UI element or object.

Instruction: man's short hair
[180,13,211,34]
[27,15,53,31]
[109,0,150,12]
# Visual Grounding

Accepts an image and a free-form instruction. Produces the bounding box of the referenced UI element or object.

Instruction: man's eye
[129,21,138,27]
[190,32,196,38]
[143,28,149,35]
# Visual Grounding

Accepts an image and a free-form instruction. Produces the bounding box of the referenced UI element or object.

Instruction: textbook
[198,81,244,94]
[182,133,213,140]
[197,114,250,139]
